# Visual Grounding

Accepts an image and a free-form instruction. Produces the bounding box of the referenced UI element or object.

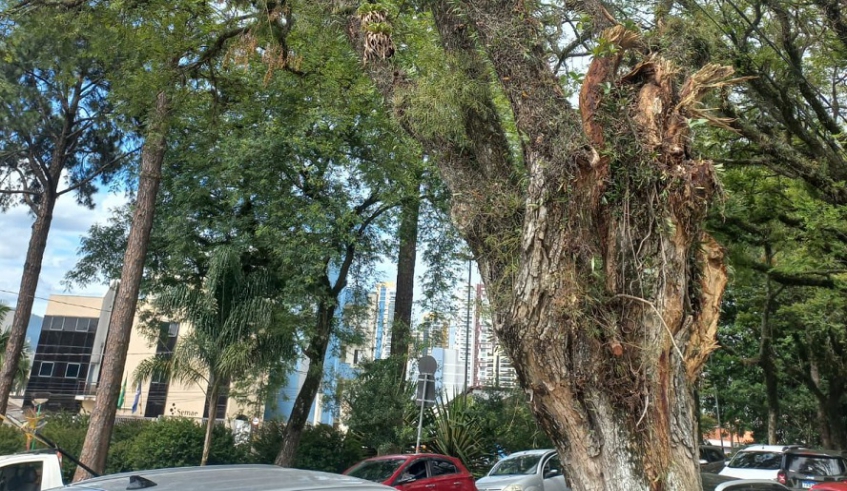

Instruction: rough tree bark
[389,189,420,379]
[74,91,169,480]
[339,2,730,489]
[0,195,56,415]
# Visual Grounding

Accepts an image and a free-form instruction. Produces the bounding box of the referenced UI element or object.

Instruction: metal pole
[465,260,472,392]
[415,375,428,454]
[715,389,724,452]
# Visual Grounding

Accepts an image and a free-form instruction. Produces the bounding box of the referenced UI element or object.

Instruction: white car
[719,445,798,480]
[476,449,570,491]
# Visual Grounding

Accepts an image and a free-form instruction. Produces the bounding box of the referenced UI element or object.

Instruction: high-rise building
[416,312,449,356]
[372,282,396,360]
[471,283,518,389]
[449,284,476,391]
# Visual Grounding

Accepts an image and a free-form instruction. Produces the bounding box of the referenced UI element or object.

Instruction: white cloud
[0,191,128,317]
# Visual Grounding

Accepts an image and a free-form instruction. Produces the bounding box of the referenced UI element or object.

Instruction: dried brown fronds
[676,65,755,131]
[358,8,395,63]
[603,25,641,50]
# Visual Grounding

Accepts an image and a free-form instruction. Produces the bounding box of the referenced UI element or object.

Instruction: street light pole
[464,260,472,392]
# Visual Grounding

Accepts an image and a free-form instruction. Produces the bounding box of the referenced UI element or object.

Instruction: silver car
[476,449,570,491]
[46,465,398,491]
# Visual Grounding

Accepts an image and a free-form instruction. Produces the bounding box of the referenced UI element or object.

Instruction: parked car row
[24,444,844,491]
[716,444,847,490]
[342,446,847,491]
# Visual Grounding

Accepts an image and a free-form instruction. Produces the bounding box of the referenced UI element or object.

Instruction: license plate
[801,481,817,489]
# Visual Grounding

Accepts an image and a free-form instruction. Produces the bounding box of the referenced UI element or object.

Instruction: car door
[393,458,431,491]
[541,454,570,491]
[428,458,472,491]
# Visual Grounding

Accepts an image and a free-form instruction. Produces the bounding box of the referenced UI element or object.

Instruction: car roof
[502,449,555,458]
[48,465,396,491]
[0,449,60,464]
[701,473,736,491]
[714,480,790,491]
[784,448,847,458]
[735,445,796,453]
[363,454,452,461]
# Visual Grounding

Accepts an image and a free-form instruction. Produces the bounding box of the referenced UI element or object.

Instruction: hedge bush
[252,420,363,473]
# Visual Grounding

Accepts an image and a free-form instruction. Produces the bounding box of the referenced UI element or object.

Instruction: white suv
[719,445,799,480]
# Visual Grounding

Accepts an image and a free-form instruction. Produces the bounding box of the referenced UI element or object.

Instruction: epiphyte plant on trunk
[337,1,739,488]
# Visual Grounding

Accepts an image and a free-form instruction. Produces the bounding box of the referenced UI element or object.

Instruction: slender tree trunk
[0,195,56,415]
[74,92,169,481]
[389,189,420,380]
[274,300,335,467]
[759,246,780,444]
[201,379,220,466]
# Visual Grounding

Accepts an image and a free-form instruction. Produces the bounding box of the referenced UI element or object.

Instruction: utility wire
[0,288,110,313]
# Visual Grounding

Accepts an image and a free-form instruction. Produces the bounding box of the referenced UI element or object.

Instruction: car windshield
[347,459,406,482]
[727,451,782,470]
[786,455,846,476]
[490,455,544,476]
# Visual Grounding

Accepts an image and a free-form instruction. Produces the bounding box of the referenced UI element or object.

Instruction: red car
[812,484,847,490]
[344,454,477,491]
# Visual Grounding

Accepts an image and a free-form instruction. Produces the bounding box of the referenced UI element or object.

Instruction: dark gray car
[46,465,397,491]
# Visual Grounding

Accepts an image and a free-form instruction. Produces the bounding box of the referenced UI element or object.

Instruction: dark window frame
[38,362,54,377]
[65,363,81,379]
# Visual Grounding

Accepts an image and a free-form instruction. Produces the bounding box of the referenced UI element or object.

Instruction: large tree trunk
[342,2,730,485]
[201,378,220,466]
[274,300,335,467]
[389,189,420,379]
[0,195,56,415]
[74,92,169,481]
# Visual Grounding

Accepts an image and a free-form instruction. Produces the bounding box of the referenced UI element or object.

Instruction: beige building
[24,285,259,424]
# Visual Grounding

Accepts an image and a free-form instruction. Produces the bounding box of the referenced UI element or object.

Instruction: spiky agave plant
[429,393,484,471]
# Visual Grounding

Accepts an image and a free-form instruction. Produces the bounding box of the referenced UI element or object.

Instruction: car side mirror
[544,470,560,479]
[699,459,708,465]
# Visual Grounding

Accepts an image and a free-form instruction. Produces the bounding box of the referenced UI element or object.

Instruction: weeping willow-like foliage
[133,246,294,464]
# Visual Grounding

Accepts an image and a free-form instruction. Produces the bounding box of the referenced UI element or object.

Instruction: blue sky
[0,190,127,317]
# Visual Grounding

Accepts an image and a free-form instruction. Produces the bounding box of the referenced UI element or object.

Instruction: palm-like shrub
[429,394,485,472]
[134,247,291,465]
[0,303,30,393]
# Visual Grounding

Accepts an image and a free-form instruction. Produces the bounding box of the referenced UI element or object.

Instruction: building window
[49,317,63,330]
[76,318,92,332]
[38,362,54,377]
[65,363,81,379]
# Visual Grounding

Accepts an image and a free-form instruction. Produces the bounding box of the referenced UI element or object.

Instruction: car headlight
[502,484,523,491]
